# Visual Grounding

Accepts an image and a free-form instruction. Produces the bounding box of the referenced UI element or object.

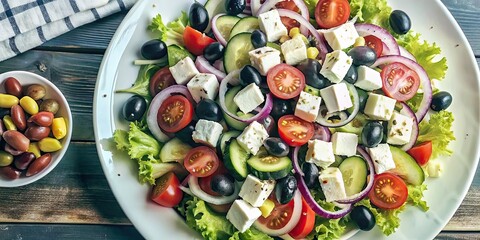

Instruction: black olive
[271,98,294,119]
[196,99,223,122]
[361,121,384,148]
[204,42,225,62]
[389,10,411,35]
[350,206,376,231]
[141,39,167,60]
[239,65,262,86]
[301,162,319,188]
[259,115,275,134]
[430,91,452,111]
[225,0,246,15]
[264,137,290,157]
[175,121,196,145]
[344,65,358,84]
[296,59,328,89]
[211,174,235,196]
[251,30,267,49]
[297,59,321,73]
[189,2,209,32]
[357,89,368,112]
[122,95,147,121]
[275,175,297,204]
[348,46,377,66]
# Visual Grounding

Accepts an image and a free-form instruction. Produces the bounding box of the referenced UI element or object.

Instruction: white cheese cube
[249,47,282,75]
[322,22,359,50]
[237,121,269,155]
[427,160,443,177]
[319,167,347,202]
[281,36,307,65]
[367,144,396,174]
[363,93,396,120]
[187,73,219,103]
[320,50,353,83]
[239,175,276,207]
[319,82,353,113]
[354,66,382,91]
[387,112,414,145]
[192,119,224,147]
[234,83,265,114]
[169,57,199,85]
[306,139,335,168]
[331,132,358,157]
[295,91,322,122]
[226,199,262,233]
[258,10,288,42]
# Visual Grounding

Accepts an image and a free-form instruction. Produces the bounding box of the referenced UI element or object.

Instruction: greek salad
[113,0,455,239]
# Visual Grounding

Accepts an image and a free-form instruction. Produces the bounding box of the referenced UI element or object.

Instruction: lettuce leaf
[417,110,455,159]
[355,199,403,236]
[116,64,159,100]
[113,129,129,151]
[349,0,392,27]
[149,11,188,46]
[303,0,320,17]
[407,184,429,211]
[306,190,348,240]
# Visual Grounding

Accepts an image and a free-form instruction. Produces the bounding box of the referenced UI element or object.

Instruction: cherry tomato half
[149,67,175,97]
[184,146,220,177]
[276,0,301,30]
[364,35,384,58]
[289,197,315,239]
[315,0,351,29]
[381,62,420,101]
[198,164,232,213]
[368,172,408,210]
[256,195,297,231]
[151,172,183,207]
[157,95,193,133]
[407,141,432,166]
[183,26,216,56]
[267,64,306,100]
[277,115,314,147]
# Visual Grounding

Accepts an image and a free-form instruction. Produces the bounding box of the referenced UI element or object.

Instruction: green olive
[0,151,14,167]
[26,84,46,100]
[39,99,60,114]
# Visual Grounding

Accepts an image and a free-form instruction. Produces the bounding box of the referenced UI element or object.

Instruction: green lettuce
[116,64,159,100]
[407,184,429,211]
[417,110,455,159]
[349,0,392,27]
[356,199,403,236]
[149,11,188,46]
[303,0,319,17]
[307,190,348,240]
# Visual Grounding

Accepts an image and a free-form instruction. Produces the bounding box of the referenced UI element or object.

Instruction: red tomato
[368,172,408,210]
[277,115,314,147]
[267,64,306,100]
[198,164,232,213]
[288,197,315,239]
[315,0,350,29]
[407,141,432,166]
[183,26,216,56]
[157,95,193,133]
[149,67,175,97]
[183,146,220,177]
[276,0,301,30]
[364,35,384,58]
[151,172,183,207]
[256,196,296,230]
[381,62,421,101]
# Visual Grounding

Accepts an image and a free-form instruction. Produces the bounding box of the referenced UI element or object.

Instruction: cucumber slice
[304,85,320,97]
[221,85,252,130]
[247,149,293,180]
[337,113,368,136]
[204,0,226,21]
[230,17,260,39]
[215,15,241,41]
[389,146,425,185]
[224,139,250,180]
[167,45,193,66]
[224,33,255,73]
[339,156,368,196]
[218,131,241,154]
[330,155,344,168]
[160,138,192,163]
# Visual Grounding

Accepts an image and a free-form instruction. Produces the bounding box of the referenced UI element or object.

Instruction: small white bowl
[0,71,73,187]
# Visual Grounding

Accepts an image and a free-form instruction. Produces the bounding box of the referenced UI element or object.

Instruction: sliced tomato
[184,146,220,177]
[267,64,305,100]
[151,172,183,207]
[183,26,216,56]
[407,141,432,166]
[315,0,350,29]
[364,35,384,58]
[288,197,315,239]
[149,67,175,97]
[381,62,421,101]
[277,115,314,147]
[368,172,408,210]
[197,164,232,213]
[276,0,301,30]
[157,95,193,133]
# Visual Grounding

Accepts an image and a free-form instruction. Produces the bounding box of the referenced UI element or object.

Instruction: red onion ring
[195,56,226,81]
[399,46,416,61]
[399,102,419,151]
[186,175,240,205]
[355,23,400,56]
[292,146,304,176]
[211,14,228,46]
[250,0,261,16]
[315,83,360,127]
[312,123,331,142]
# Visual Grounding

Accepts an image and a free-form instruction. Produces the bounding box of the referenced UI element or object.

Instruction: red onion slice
[292,146,304,176]
[399,46,416,61]
[315,83,360,127]
[312,123,331,142]
[195,56,226,81]
[211,14,228,46]
[355,23,400,56]
[399,102,419,151]
[186,176,240,205]
[250,0,261,16]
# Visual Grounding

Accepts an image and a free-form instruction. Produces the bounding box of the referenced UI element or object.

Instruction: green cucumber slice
[247,149,293,180]
[204,0,226,22]
[230,17,260,39]
[160,138,192,163]
[167,45,193,66]
[224,33,255,73]
[337,114,368,136]
[221,85,252,130]
[339,156,368,196]
[224,139,250,180]
[215,15,241,41]
[218,131,241,154]
[389,146,425,185]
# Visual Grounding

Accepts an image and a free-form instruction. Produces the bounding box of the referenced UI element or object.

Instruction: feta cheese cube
[226,200,262,233]
[237,121,269,155]
[187,73,219,103]
[281,36,307,65]
[387,112,414,145]
[234,83,265,114]
[239,175,276,207]
[319,167,347,202]
[192,119,224,147]
[319,82,353,113]
[249,47,282,75]
[363,93,396,120]
[258,10,288,42]
[169,57,199,85]
[426,160,443,177]
[322,22,359,50]
[295,91,322,122]
[331,132,358,157]
[367,144,396,174]
[306,139,335,168]
[354,66,382,91]
[320,50,353,83]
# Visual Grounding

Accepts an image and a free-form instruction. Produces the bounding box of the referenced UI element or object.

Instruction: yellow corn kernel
[0,93,19,108]
[307,47,320,59]
[20,96,39,115]
[52,117,67,139]
[38,137,63,152]
[3,115,17,131]
[279,35,290,43]
[354,36,365,47]
[289,27,300,38]
[259,199,275,218]
[28,142,42,158]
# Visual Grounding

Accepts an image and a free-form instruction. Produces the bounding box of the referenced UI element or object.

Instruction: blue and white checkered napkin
[0,0,137,62]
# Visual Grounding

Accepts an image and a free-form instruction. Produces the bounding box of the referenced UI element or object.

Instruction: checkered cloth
[0,0,137,62]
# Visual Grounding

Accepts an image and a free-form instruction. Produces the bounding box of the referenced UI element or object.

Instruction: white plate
[93,0,480,239]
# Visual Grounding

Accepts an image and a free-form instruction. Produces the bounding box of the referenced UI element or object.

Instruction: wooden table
[0,1,479,239]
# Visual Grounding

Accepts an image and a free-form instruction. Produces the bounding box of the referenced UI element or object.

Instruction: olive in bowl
[0,71,73,187]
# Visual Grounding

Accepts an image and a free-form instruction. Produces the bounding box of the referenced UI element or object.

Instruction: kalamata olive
[251,30,267,49]
[301,162,319,188]
[0,119,4,137]
[10,105,26,131]
[344,65,358,84]
[357,89,368,112]
[0,151,14,167]
[4,77,22,97]
[141,39,167,60]
[196,99,223,122]
[239,65,262,86]
[4,144,23,156]
[203,42,225,62]
[430,91,452,111]
[149,67,175,97]
[361,121,384,148]
[0,93,19,108]
[350,206,376,231]
[28,111,54,127]
[3,130,30,152]
[264,137,289,157]
[14,152,36,170]
[122,95,147,122]
[275,175,297,204]
[210,174,235,196]
[19,96,38,115]
[189,2,209,32]
[39,99,60,114]
[271,98,294,119]
[25,126,51,141]
[259,115,275,134]
[296,59,328,89]
[25,84,46,100]
[0,166,21,180]
[175,122,196,145]
[297,59,321,73]
[225,0,246,15]
[348,46,377,66]
[389,10,411,35]
[26,153,52,177]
